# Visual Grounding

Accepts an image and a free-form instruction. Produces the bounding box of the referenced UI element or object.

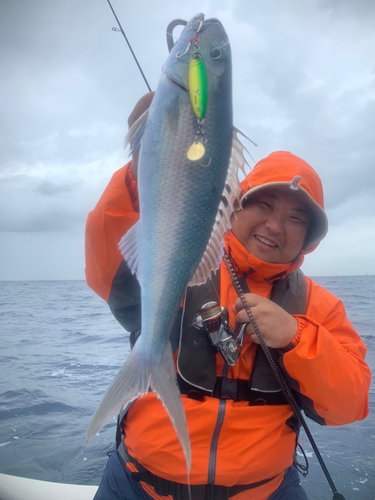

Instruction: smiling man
[85,97,371,500]
[229,151,330,352]
[232,188,311,263]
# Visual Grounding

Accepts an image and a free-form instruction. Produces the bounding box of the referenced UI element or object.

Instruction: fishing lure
[187,49,209,163]
[188,49,208,119]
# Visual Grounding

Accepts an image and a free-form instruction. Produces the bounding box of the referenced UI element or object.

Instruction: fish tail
[86,342,150,444]
[150,342,191,475]
[86,341,191,476]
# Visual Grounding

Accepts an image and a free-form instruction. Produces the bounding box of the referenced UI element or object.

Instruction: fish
[86,12,248,477]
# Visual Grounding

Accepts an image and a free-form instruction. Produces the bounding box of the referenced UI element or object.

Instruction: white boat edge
[0,473,98,500]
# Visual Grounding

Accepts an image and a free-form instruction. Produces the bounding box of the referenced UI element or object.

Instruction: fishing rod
[222,252,346,500]
[105,0,152,92]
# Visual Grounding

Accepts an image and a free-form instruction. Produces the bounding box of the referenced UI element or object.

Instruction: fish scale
[139,87,232,315]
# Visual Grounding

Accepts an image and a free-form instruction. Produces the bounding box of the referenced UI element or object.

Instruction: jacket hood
[240,151,328,253]
[225,231,304,282]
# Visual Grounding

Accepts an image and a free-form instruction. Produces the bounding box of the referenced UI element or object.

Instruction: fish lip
[200,18,221,32]
[166,75,188,92]
[199,18,228,45]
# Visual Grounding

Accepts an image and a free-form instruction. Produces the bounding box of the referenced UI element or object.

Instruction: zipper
[207,364,229,484]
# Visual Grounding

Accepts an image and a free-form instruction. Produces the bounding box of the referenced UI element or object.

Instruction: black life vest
[127,267,324,422]
[175,268,307,405]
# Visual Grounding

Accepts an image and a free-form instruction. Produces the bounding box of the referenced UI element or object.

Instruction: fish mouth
[189,14,225,39]
[199,17,228,45]
[166,76,188,92]
[199,18,221,31]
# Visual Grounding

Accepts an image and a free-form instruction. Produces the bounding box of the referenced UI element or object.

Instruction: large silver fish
[87,13,247,474]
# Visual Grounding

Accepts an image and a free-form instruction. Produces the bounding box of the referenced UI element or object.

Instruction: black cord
[295,442,309,477]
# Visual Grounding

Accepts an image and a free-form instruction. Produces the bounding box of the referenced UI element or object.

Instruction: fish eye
[192,52,202,60]
[210,47,222,59]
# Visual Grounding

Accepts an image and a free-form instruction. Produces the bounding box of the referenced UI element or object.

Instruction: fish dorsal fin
[124,108,149,156]
[189,128,252,286]
[118,221,140,276]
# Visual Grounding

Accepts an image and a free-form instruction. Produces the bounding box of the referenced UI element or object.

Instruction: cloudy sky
[1,0,374,281]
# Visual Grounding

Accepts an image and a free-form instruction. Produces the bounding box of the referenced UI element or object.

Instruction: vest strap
[178,375,288,405]
[117,447,280,500]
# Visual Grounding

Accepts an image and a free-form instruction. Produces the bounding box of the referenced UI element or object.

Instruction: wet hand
[128,91,155,181]
[233,294,298,349]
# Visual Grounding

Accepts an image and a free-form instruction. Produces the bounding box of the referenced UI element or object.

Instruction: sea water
[0,277,374,499]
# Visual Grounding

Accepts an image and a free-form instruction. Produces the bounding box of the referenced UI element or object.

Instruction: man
[85,94,371,500]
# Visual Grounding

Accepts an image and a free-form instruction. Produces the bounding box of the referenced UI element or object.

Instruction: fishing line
[222,251,346,500]
[105,0,152,92]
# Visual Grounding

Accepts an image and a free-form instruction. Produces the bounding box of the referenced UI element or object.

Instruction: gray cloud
[0,174,85,232]
[0,0,134,169]
[0,0,374,278]
[35,180,78,196]
[229,0,375,215]
[319,0,375,24]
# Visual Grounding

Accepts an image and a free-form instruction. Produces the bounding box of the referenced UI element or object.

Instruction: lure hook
[198,156,212,168]
[195,19,203,34]
[166,18,187,52]
[173,16,204,58]
[176,41,191,59]
[189,19,203,49]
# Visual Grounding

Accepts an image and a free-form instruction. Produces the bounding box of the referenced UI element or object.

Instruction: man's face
[230,188,311,263]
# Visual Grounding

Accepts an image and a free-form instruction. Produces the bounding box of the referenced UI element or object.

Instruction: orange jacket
[85,161,370,500]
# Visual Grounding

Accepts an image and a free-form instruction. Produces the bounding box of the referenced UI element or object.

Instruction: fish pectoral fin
[151,342,191,473]
[118,221,140,276]
[164,95,180,134]
[189,127,254,286]
[86,341,150,444]
[124,108,149,155]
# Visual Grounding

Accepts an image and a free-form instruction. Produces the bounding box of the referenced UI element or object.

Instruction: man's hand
[128,92,155,181]
[233,294,298,349]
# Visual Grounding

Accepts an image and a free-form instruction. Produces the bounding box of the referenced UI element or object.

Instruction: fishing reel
[195,301,245,366]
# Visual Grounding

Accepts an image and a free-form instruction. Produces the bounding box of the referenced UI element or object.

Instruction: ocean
[0,277,374,499]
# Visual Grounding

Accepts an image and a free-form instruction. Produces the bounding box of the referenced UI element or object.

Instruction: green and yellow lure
[188,49,208,119]
[187,49,209,162]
